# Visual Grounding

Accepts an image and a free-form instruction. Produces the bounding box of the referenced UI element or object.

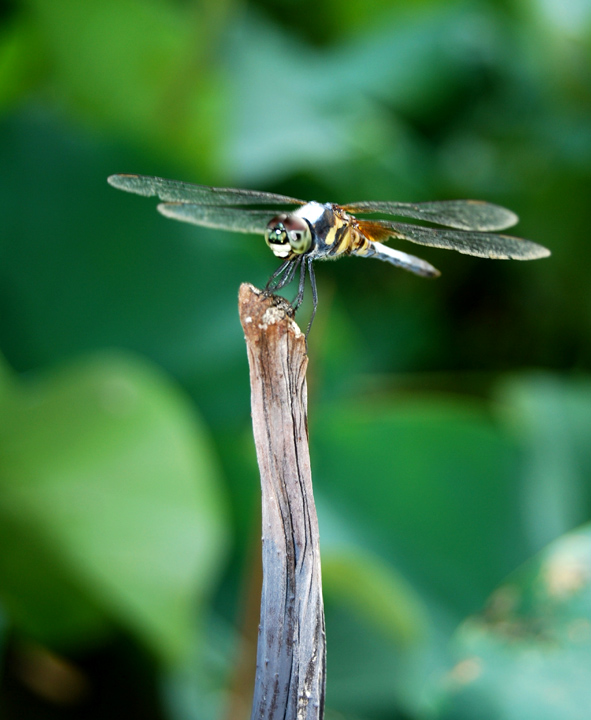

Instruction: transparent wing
[108,174,305,206]
[342,199,519,231]
[157,203,273,234]
[368,220,551,260]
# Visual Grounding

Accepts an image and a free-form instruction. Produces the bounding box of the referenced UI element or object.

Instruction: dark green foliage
[0,0,589,718]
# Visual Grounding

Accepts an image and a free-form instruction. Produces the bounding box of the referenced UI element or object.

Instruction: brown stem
[238,284,326,720]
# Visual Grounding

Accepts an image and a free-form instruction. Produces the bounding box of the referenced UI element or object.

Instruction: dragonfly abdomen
[310,206,373,260]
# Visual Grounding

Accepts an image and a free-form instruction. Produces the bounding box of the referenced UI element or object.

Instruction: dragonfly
[108,174,550,334]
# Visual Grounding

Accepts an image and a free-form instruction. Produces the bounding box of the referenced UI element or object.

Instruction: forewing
[108,174,305,206]
[343,199,519,231]
[367,220,551,260]
[157,203,273,234]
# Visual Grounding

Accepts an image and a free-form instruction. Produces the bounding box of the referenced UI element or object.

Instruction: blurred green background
[1,0,590,718]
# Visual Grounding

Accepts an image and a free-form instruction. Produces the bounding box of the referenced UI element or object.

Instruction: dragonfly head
[265,214,312,258]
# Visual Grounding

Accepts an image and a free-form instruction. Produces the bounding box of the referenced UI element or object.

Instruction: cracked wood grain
[239,283,326,720]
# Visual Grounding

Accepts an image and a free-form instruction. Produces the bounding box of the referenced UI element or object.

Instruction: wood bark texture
[239,283,326,720]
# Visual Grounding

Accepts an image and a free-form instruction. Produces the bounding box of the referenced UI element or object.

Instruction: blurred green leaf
[324,0,447,35]
[0,15,43,112]
[224,5,488,184]
[0,0,589,716]
[313,395,523,614]
[24,0,229,176]
[0,354,15,405]
[0,351,228,663]
[436,524,591,720]
[0,110,261,428]
[496,374,591,550]
[323,548,427,645]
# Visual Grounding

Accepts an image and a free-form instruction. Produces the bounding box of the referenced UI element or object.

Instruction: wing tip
[505,209,519,229]
[107,174,126,189]
[464,200,519,230]
[157,202,181,218]
[107,173,156,197]
[514,241,551,260]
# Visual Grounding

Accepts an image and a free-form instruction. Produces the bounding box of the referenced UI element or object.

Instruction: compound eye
[283,216,312,255]
[265,214,291,258]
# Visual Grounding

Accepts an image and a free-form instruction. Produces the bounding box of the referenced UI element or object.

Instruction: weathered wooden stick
[238,283,326,720]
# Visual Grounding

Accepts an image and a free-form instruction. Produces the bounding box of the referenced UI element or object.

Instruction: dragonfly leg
[264,256,320,341]
[304,257,318,339]
[292,255,308,310]
[265,257,303,299]
[274,256,302,292]
[265,258,293,292]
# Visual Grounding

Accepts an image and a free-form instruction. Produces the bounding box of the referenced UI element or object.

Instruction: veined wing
[343,199,519,231]
[108,174,305,206]
[158,203,273,234]
[360,220,551,260]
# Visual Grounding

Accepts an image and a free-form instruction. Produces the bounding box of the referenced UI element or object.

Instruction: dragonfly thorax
[265,213,312,258]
